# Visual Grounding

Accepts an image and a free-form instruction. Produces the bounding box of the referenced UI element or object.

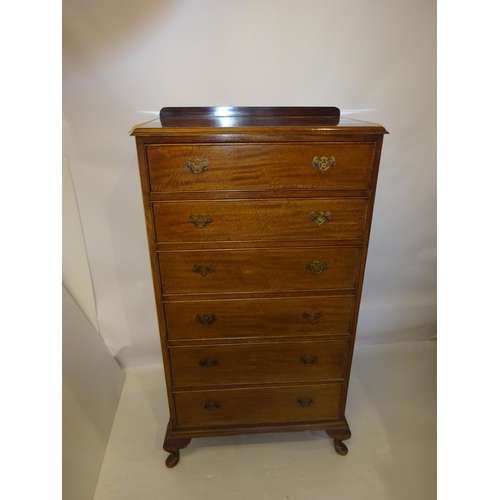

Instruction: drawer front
[147,143,375,192]
[164,296,355,340]
[153,199,367,244]
[174,383,342,427]
[169,340,349,387]
[158,247,361,295]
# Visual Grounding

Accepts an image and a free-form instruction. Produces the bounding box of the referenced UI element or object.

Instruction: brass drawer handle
[309,211,331,226]
[306,261,327,274]
[199,358,219,368]
[189,214,212,228]
[296,397,314,407]
[203,401,220,410]
[196,314,217,326]
[299,354,318,366]
[312,156,336,173]
[302,310,323,322]
[193,264,215,276]
[186,158,209,174]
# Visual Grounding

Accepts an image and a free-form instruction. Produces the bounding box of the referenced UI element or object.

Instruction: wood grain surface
[174,383,342,427]
[153,198,368,243]
[147,143,375,192]
[163,295,355,340]
[169,340,349,387]
[158,247,361,295]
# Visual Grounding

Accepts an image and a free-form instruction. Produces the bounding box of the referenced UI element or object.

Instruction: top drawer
[146,143,375,193]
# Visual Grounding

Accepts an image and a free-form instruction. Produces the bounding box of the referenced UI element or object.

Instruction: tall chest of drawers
[131,107,387,468]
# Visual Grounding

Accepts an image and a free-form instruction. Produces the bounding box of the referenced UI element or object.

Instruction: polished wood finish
[153,198,368,243]
[160,106,341,124]
[132,106,387,467]
[174,383,343,428]
[169,340,349,387]
[163,295,355,340]
[158,247,361,295]
[146,143,375,193]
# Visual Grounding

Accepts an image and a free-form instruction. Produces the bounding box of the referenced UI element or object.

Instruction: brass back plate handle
[193,264,215,276]
[302,310,323,322]
[199,358,219,368]
[306,261,327,274]
[203,401,220,410]
[296,397,314,407]
[189,214,212,228]
[312,156,336,173]
[299,354,319,366]
[186,158,209,174]
[196,314,217,326]
[309,211,331,226]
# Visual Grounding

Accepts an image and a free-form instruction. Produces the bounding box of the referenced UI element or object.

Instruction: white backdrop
[62,0,436,367]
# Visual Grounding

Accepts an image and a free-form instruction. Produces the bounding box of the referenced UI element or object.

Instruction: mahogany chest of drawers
[131,107,387,468]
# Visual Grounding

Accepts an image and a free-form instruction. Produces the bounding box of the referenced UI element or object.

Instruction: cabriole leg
[163,437,191,469]
[333,439,349,456]
[326,426,351,457]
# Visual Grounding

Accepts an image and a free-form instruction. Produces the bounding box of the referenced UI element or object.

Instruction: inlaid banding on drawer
[153,199,367,243]
[169,340,349,387]
[164,296,355,340]
[158,247,361,295]
[146,143,375,192]
[174,383,343,428]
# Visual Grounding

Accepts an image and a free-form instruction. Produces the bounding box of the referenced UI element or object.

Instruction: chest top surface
[131,106,387,136]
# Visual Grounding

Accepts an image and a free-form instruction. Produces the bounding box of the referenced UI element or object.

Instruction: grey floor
[93,340,436,500]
